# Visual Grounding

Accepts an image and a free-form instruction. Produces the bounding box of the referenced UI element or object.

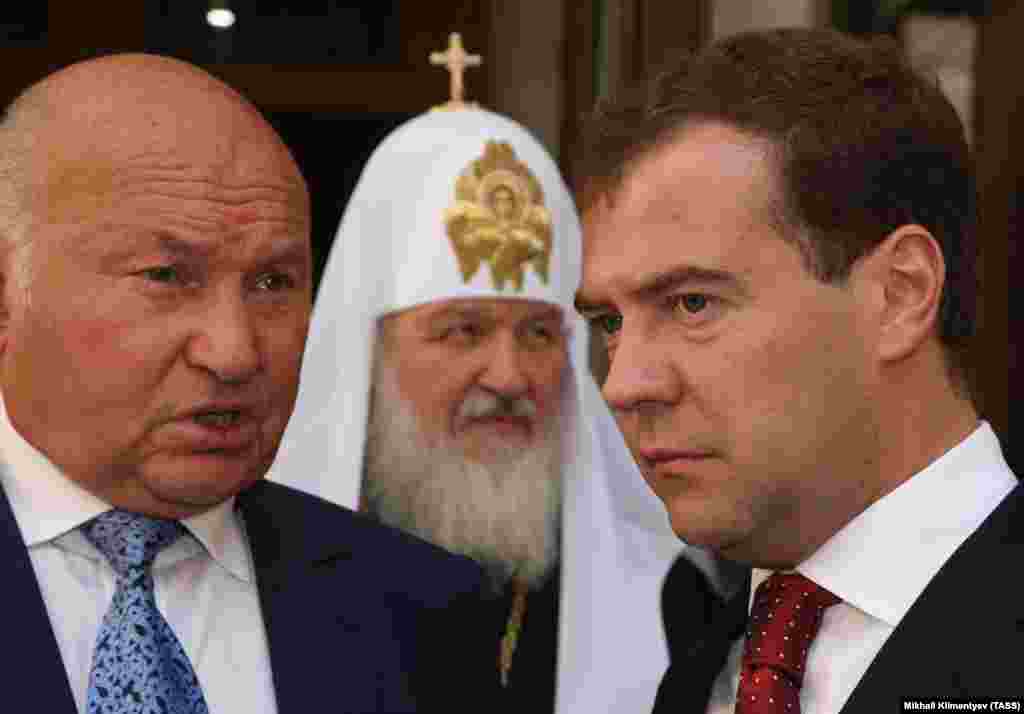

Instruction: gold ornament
[429,33,482,111]
[499,578,530,687]
[444,141,553,291]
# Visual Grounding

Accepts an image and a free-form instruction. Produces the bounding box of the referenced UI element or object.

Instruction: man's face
[364,297,567,584]
[380,298,568,462]
[0,66,312,519]
[578,123,881,567]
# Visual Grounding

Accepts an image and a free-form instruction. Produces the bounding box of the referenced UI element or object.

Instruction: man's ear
[863,224,945,365]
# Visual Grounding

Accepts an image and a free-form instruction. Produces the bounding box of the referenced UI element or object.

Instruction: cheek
[25,262,179,373]
[394,358,465,427]
[706,307,865,467]
[532,364,567,415]
[18,302,145,380]
[265,321,309,381]
[75,317,124,355]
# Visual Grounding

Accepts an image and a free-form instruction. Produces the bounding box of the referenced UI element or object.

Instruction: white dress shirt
[0,396,278,714]
[706,421,1017,714]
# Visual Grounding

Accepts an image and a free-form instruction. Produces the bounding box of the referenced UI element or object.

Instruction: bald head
[0,54,313,518]
[17,54,306,234]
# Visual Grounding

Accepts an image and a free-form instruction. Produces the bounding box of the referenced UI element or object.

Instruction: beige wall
[712,0,824,37]
[489,0,566,157]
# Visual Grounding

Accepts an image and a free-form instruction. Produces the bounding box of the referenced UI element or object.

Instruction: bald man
[0,54,496,713]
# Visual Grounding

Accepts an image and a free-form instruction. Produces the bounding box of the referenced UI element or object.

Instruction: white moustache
[458,390,537,421]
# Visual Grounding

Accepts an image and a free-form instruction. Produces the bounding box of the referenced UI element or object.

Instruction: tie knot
[754,572,840,613]
[746,572,839,680]
[735,573,840,714]
[83,509,184,578]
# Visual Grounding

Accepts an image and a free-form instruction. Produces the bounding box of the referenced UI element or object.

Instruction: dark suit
[841,483,1024,709]
[653,554,750,714]
[655,484,1024,713]
[3,479,499,713]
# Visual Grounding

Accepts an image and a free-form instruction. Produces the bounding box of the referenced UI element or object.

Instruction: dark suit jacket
[2,479,500,713]
[655,484,1024,713]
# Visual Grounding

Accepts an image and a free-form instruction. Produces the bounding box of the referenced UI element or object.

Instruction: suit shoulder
[240,480,486,601]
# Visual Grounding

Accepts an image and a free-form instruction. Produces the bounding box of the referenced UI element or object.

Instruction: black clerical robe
[486,566,560,714]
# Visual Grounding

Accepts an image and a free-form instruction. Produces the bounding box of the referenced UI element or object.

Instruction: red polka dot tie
[735,573,840,714]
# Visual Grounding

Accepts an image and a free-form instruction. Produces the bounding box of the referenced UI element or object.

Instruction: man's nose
[185,291,263,384]
[601,332,679,415]
[477,335,531,399]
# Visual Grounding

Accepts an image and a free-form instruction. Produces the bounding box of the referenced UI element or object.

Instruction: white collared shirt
[0,397,278,714]
[707,421,1017,714]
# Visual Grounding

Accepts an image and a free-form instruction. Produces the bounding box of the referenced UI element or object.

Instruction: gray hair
[0,83,48,304]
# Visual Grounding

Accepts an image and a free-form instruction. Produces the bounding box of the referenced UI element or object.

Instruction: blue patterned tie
[83,509,209,714]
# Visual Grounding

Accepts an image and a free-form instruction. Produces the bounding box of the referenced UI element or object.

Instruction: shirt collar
[0,393,109,545]
[797,421,1016,627]
[0,393,253,584]
[182,498,253,583]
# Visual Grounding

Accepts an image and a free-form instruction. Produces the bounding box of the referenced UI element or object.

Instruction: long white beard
[363,359,562,589]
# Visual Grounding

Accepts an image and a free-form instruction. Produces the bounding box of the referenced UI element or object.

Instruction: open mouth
[193,410,243,428]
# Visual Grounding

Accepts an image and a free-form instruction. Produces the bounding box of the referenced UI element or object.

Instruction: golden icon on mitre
[444,141,554,291]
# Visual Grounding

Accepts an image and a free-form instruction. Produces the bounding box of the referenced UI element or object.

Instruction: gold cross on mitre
[430,32,482,111]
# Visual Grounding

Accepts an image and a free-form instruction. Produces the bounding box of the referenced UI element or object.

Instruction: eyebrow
[156,233,214,259]
[574,265,748,314]
[521,305,565,323]
[85,230,212,265]
[426,303,564,326]
[157,232,309,265]
[430,306,491,323]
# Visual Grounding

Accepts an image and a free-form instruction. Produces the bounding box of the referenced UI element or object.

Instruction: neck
[873,383,979,505]
[733,374,980,571]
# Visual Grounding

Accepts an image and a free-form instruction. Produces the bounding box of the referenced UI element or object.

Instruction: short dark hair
[577,27,977,398]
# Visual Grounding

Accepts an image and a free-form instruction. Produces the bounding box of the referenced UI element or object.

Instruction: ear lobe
[874,225,945,364]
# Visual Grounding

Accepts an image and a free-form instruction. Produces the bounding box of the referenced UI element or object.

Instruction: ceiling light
[207,2,235,29]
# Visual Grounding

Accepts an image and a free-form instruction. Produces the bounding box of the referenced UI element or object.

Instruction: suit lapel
[841,484,1024,711]
[238,481,420,714]
[652,555,750,714]
[0,485,78,712]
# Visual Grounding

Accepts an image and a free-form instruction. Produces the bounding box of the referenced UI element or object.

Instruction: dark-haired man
[575,28,1021,712]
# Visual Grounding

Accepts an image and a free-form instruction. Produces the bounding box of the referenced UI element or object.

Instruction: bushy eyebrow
[574,265,748,314]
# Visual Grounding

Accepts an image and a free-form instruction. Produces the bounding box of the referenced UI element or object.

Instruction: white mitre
[267,107,708,713]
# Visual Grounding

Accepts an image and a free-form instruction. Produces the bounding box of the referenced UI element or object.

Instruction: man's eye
[667,293,726,326]
[671,293,713,314]
[138,265,184,284]
[255,272,295,292]
[589,313,623,336]
[441,323,483,340]
[525,323,555,341]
